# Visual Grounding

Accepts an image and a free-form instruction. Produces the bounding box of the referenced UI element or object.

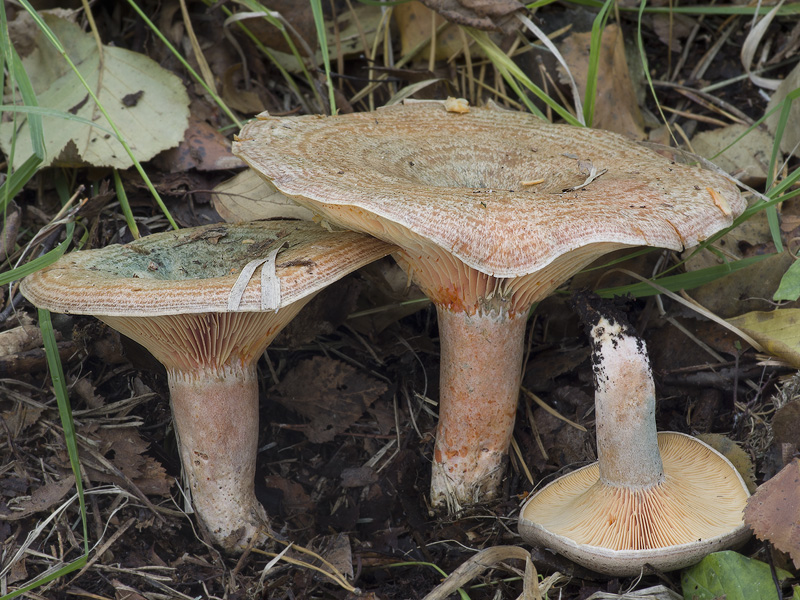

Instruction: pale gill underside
[521,432,749,550]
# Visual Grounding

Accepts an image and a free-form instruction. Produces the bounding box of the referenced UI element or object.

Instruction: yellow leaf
[728,309,800,367]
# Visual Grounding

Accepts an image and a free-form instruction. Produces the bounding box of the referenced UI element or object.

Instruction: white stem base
[169,363,268,551]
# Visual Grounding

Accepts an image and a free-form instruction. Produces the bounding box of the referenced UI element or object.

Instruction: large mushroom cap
[519,432,751,575]
[234,103,745,278]
[21,220,394,317]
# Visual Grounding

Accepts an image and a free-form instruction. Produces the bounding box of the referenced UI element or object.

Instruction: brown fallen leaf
[1,401,43,438]
[420,0,523,32]
[745,458,800,568]
[88,427,172,496]
[558,24,646,139]
[321,533,355,581]
[394,2,464,63]
[773,399,800,446]
[341,466,378,488]
[0,323,42,357]
[691,123,776,186]
[154,115,244,173]
[274,356,388,443]
[263,474,314,529]
[650,12,696,53]
[0,475,75,521]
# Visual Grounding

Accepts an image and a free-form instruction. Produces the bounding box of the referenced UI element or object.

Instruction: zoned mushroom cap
[518,432,751,576]
[233,102,746,279]
[21,220,394,317]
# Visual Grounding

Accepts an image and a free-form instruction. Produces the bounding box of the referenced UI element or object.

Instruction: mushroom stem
[169,362,267,549]
[430,306,527,511]
[591,315,664,488]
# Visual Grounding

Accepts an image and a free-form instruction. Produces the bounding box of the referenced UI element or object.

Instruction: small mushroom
[233,101,746,511]
[21,220,393,552]
[518,296,750,575]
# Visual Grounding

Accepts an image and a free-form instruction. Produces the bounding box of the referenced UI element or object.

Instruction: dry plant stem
[169,363,267,549]
[430,307,527,510]
[593,315,663,489]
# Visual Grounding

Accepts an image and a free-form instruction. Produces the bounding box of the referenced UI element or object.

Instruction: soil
[1,1,799,598]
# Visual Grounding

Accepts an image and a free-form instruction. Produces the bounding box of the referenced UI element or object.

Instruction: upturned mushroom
[233,101,746,511]
[21,220,393,551]
[518,296,750,575]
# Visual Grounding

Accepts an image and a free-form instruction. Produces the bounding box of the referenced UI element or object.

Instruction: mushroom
[21,220,393,551]
[518,295,750,575]
[232,101,746,511]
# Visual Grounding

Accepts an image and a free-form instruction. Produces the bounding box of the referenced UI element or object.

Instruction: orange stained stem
[430,305,528,509]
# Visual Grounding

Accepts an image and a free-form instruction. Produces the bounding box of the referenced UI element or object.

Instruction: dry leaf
[728,309,800,368]
[0,12,189,169]
[766,60,800,157]
[211,169,314,223]
[235,4,382,74]
[419,0,523,32]
[745,458,800,568]
[691,124,776,186]
[772,400,800,446]
[0,401,43,437]
[90,428,172,496]
[321,533,354,580]
[558,24,646,139]
[263,474,314,529]
[0,475,75,521]
[341,466,378,488]
[395,2,465,62]
[650,12,696,53]
[274,356,388,443]
[0,324,42,357]
[154,115,244,173]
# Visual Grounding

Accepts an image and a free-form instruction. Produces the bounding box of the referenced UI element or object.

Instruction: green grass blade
[465,28,582,125]
[7,48,44,159]
[39,307,88,554]
[596,253,774,298]
[0,154,42,206]
[310,0,336,113]
[0,222,75,285]
[227,0,323,112]
[583,0,614,126]
[125,0,241,128]
[0,5,44,210]
[547,0,800,16]
[113,170,140,240]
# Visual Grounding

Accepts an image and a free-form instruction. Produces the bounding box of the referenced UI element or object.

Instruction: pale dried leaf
[728,309,800,368]
[212,169,314,223]
[691,124,776,186]
[0,12,189,169]
[766,60,800,158]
